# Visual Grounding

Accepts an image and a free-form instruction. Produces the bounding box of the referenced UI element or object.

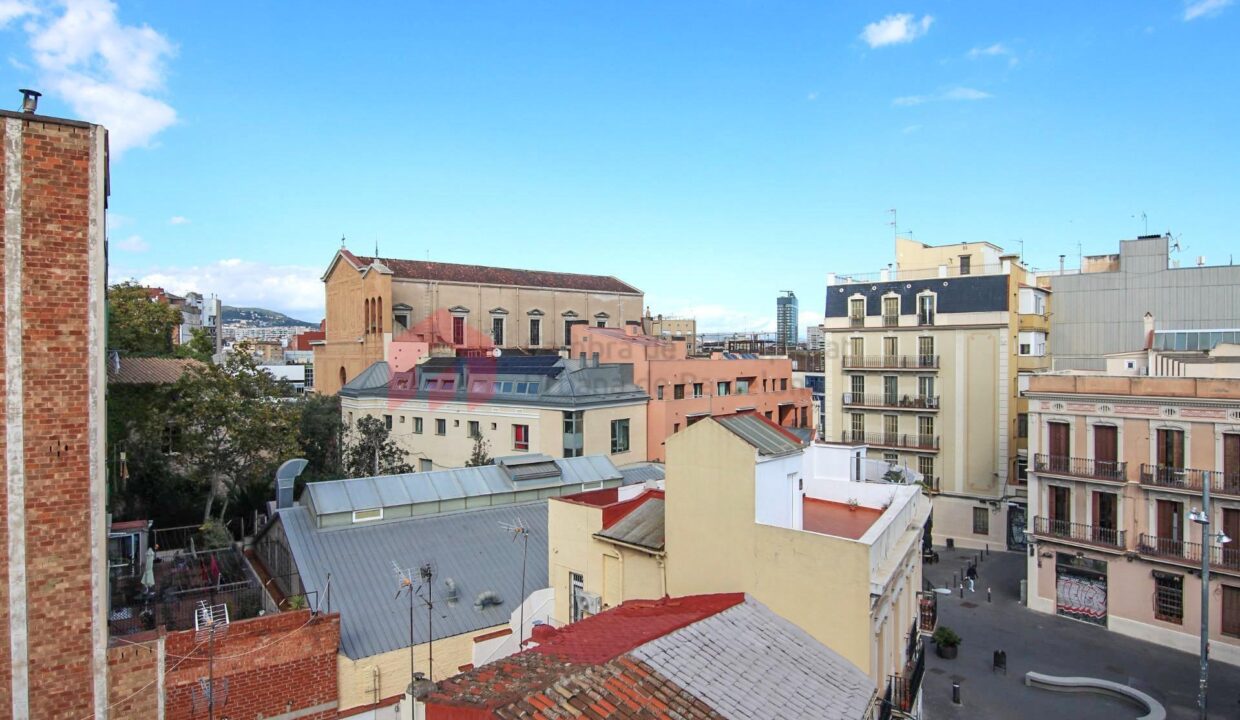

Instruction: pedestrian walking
[966,564,978,592]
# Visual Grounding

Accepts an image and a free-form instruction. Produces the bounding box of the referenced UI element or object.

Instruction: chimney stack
[19,88,41,113]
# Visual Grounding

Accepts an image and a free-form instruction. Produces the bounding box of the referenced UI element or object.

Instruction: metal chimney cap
[18,89,41,113]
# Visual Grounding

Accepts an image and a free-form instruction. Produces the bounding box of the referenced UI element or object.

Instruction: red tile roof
[354,256,641,295]
[426,594,742,717]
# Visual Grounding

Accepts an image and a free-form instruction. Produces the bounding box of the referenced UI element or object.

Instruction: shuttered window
[1224,586,1240,638]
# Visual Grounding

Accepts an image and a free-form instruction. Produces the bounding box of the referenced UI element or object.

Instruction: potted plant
[933,626,961,659]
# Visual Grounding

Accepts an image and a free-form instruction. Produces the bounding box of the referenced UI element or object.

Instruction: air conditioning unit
[579,591,602,615]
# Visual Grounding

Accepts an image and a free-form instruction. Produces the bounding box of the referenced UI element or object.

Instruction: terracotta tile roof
[354,256,641,294]
[426,595,875,720]
[107,357,202,385]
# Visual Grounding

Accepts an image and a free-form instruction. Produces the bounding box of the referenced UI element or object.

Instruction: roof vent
[496,454,562,482]
[275,458,309,509]
[19,89,40,113]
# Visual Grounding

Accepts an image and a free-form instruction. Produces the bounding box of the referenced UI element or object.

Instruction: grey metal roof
[278,501,549,660]
[304,455,624,517]
[618,463,665,486]
[596,498,665,552]
[714,413,805,456]
[340,358,648,409]
[631,596,874,720]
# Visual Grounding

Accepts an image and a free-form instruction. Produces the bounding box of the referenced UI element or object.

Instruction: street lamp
[1188,488,1232,720]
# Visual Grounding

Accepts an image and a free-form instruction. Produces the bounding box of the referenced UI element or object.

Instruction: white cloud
[1184,0,1232,20]
[112,259,325,321]
[169,215,189,225]
[860,13,933,49]
[0,0,36,27]
[18,0,177,155]
[968,42,1019,67]
[893,87,992,106]
[806,91,819,101]
[113,234,147,252]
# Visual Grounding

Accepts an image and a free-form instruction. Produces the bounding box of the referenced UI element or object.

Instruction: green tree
[174,326,216,362]
[342,416,413,478]
[108,282,182,356]
[297,393,344,482]
[465,431,492,467]
[106,382,205,525]
[175,342,301,521]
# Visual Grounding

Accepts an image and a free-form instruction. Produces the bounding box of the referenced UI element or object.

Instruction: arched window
[339,367,347,387]
[364,298,371,334]
[377,297,383,333]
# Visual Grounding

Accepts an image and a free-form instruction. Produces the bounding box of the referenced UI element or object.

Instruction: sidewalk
[922,545,1240,719]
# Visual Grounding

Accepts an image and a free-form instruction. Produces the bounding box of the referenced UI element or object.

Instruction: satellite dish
[491,348,502,358]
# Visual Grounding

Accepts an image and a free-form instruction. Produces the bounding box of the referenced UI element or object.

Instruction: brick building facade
[1,104,110,717]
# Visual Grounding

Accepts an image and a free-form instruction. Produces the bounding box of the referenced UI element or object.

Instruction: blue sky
[2,1,1238,330]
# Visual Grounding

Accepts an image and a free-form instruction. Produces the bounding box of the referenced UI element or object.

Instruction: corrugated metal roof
[714,414,805,456]
[305,455,623,516]
[618,463,665,486]
[107,357,202,385]
[278,502,550,660]
[596,499,665,551]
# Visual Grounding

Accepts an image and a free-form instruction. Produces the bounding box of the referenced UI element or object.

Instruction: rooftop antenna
[393,561,418,692]
[416,561,437,679]
[500,517,532,649]
[888,208,898,244]
[375,235,380,258]
[193,601,230,720]
[340,234,346,249]
[1017,239,1025,263]
[1132,212,1148,235]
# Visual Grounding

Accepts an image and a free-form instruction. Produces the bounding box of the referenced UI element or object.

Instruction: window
[849,337,864,359]
[918,456,934,484]
[849,298,866,327]
[780,378,788,391]
[419,458,432,472]
[656,385,665,400]
[884,415,898,441]
[673,423,680,433]
[413,417,423,434]
[882,296,899,327]
[435,419,446,436]
[570,572,586,623]
[399,415,406,424]
[1015,456,1027,483]
[850,413,864,438]
[591,352,600,365]
[611,419,631,454]
[563,411,583,458]
[352,508,383,523]
[850,376,865,396]
[1224,586,1240,637]
[1154,573,1183,624]
[492,317,505,345]
[883,376,898,405]
[918,336,935,366]
[673,384,685,400]
[513,424,529,451]
[596,320,606,328]
[883,337,898,362]
[1017,413,1028,439]
[454,419,460,427]
[468,421,480,439]
[959,255,972,275]
[564,321,576,346]
[717,381,731,396]
[973,507,989,535]
[1157,428,1185,469]
[736,379,750,395]
[384,414,393,430]
[692,383,703,398]
[452,315,466,345]
[441,379,455,391]
[918,376,935,403]
[529,318,542,346]
[918,416,934,444]
[883,451,899,463]
[917,294,936,325]
[426,379,440,390]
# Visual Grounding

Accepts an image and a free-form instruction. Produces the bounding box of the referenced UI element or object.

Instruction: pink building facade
[571,327,813,461]
[1026,373,1240,664]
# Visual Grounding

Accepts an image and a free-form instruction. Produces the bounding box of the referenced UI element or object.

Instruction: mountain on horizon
[221,306,317,328]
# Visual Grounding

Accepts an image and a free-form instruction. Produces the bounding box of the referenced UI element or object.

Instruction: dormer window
[917,293,936,326]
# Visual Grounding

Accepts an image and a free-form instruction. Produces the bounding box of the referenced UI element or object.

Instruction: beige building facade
[1026,373,1240,665]
[314,249,643,394]
[824,238,1049,550]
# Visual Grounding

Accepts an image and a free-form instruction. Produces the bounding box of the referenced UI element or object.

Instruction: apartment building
[641,310,698,355]
[547,412,933,713]
[1048,234,1240,371]
[314,248,644,394]
[1025,371,1240,664]
[823,238,1050,550]
[570,326,814,461]
[338,355,649,468]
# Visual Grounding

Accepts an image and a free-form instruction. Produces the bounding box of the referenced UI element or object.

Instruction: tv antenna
[1133,212,1148,235]
[500,517,532,649]
[393,561,419,691]
[888,208,898,244]
[193,601,230,720]
[1169,233,1183,253]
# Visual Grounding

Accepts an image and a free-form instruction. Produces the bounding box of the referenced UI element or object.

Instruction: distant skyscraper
[776,291,798,350]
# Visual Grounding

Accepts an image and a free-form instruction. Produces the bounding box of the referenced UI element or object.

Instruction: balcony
[1137,534,1240,572]
[850,315,865,328]
[842,355,940,370]
[840,431,939,451]
[1139,464,1240,498]
[917,311,935,326]
[882,314,899,327]
[1032,516,1125,551]
[917,591,937,634]
[879,637,925,720]
[1033,454,1127,484]
[842,393,940,411]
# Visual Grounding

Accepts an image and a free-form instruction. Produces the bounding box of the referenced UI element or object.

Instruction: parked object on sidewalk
[993,650,1007,674]
[934,626,961,659]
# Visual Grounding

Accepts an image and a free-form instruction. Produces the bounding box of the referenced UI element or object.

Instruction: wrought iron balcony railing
[1033,516,1125,549]
[1137,534,1240,571]
[843,355,940,370]
[842,393,940,410]
[1139,464,1240,497]
[840,431,940,451]
[1033,454,1127,482]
